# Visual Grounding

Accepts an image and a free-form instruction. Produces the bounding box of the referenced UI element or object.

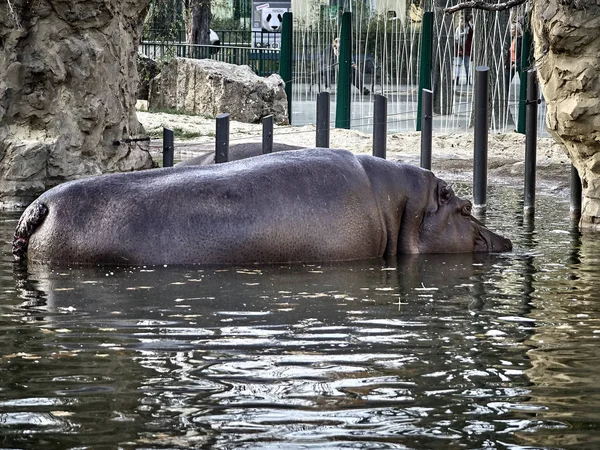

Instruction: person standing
[332,37,370,95]
[455,15,473,85]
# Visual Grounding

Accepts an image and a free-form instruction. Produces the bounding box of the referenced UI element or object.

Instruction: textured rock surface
[532,1,600,228]
[0,0,154,207]
[149,58,289,124]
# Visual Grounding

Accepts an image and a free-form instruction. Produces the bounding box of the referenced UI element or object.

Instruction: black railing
[139,42,280,77]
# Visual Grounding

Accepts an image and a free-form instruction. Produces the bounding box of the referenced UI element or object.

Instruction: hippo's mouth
[471,216,512,253]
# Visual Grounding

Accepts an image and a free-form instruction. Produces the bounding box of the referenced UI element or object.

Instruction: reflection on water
[1,186,600,449]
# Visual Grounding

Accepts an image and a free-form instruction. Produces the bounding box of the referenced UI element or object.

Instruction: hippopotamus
[12,148,511,266]
[176,142,304,166]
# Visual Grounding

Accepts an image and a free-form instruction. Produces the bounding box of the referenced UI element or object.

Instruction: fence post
[280,12,293,125]
[162,128,174,168]
[416,11,433,132]
[335,12,352,129]
[316,92,330,148]
[517,17,533,134]
[373,94,387,159]
[524,68,538,214]
[215,113,229,163]
[473,66,489,208]
[420,88,433,170]
[571,164,582,218]
[262,115,273,154]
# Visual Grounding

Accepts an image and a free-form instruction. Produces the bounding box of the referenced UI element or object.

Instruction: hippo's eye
[440,185,454,203]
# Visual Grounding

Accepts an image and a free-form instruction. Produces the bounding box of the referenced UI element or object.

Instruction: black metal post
[316,92,330,148]
[215,113,229,163]
[162,127,174,167]
[373,94,387,159]
[420,88,433,170]
[262,115,273,154]
[524,68,538,214]
[570,164,582,217]
[473,66,489,208]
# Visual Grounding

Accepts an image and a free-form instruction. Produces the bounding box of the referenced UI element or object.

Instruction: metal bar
[420,88,433,170]
[262,115,273,154]
[473,66,489,208]
[279,12,293,125]
[524,68,538,214]
[215,113,230,164]
[571,164,582,218]
[335,12,352,129]
[416,11,433,132]
[162,127,174,168]
[517,18,533,134]
[316,92,330,148]
[373,94,387,159]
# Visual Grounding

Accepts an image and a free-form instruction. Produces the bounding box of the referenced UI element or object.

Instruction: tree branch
[6,0,22,28]
[445,0,528,15]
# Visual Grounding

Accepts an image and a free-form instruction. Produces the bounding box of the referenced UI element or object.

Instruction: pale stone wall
[0,0,154,207]
[532,1,600,228]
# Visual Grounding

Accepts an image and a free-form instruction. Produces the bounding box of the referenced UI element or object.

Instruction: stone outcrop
[532,1,600,228]
[0,0,154,207]
[148,58,289,124]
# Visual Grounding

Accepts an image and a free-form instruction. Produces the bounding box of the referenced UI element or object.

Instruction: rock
[137,53,159,101]
[0,0,154,207]
[532,1,600,229]
[148,58,289,124]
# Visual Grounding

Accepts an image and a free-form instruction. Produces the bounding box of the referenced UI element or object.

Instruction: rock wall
[0,0,154,207]
[149,58,289,125]
[532,1,600,228]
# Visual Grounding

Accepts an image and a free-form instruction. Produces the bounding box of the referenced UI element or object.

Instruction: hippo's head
[417,178,512,253]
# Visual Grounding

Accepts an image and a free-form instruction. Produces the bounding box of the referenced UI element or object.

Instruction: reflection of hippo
[176,142,304,166]
[13,148,511,266]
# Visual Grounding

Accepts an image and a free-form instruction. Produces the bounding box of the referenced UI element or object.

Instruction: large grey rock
[149,58,289,124]
[532,1,600,229]
[0,0,154,207]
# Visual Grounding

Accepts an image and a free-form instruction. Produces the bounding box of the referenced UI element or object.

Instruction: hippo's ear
[436,182,455,206]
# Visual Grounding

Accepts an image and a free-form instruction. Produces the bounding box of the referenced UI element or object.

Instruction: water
[1,185,600,449]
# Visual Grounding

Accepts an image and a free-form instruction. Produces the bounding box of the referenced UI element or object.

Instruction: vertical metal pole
[215,113,229,163]
[524,68,538,214]
[416,11,433,132]
[335,12,352,129]
[373,94,387,159]
[279,12,293,125]
[517,19,533,134]
[262,115,273,154]
[316,91,330,148]
[162,127,174,168]
[473,66,489,208]
[570,164,582,217]
[420,88,433,170]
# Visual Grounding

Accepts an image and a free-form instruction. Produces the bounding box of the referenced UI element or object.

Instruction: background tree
[185,0,212,45]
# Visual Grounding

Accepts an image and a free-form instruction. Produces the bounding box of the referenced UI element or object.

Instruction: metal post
[373,94,387,159]
[162,128,174,167]
[335,12,352,129]
[571,164,582,217]
[524,68,538,214]
[316,92,330,148]
[215,113,229,163]
[420,88,433,170]
[262,115,273,154]
[517,19,533,134]
[280,12,293,125]
[473,66,489,208]
[416,11,433,132]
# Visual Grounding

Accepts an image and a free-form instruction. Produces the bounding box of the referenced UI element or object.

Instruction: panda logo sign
[252,1,290,48]
[261,8,285,32]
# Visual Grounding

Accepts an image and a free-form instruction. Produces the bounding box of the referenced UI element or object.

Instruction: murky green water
[1,185,600,449]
